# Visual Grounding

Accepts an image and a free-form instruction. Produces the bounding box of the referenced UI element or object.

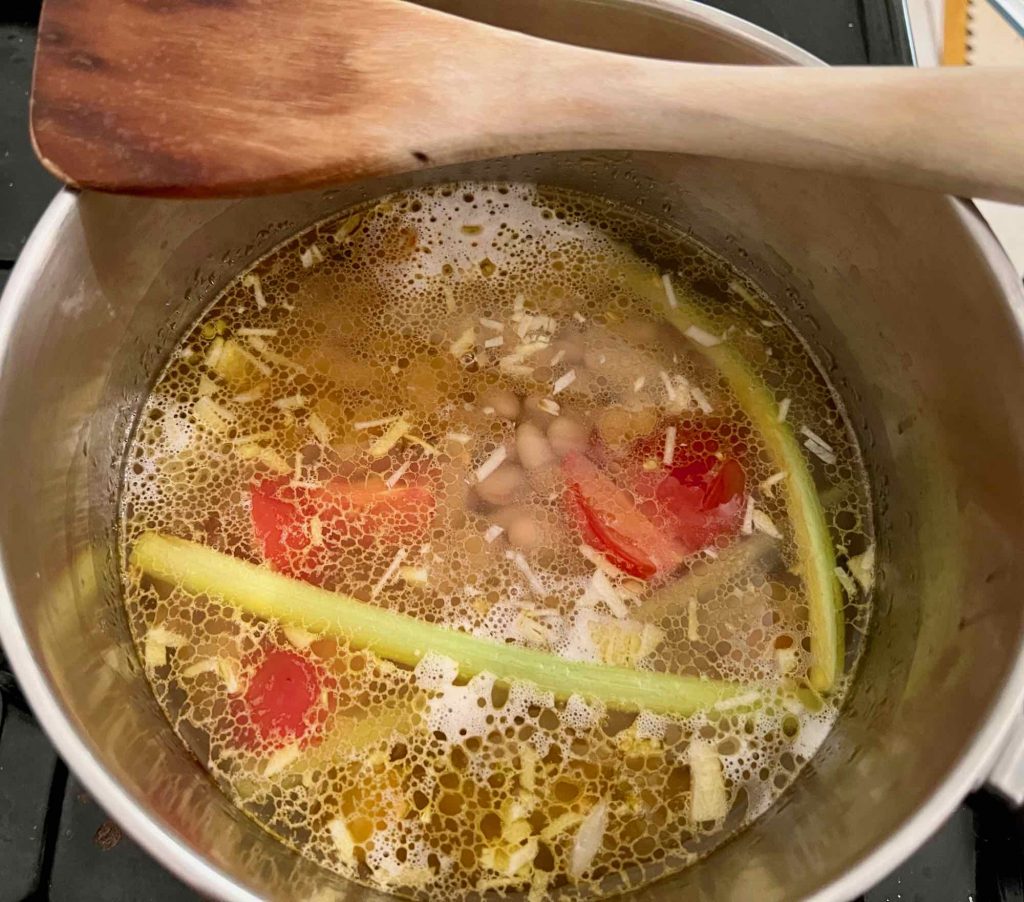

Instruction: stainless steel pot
[3,1,1024,899]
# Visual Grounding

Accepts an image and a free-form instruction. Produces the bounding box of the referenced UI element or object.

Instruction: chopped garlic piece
[242,336,298,373]
[520,745,538,792]
[550,349,566,367]
[684,324,722,347]
[800,425,833,452]
[661,272,679,309]
[284,624,317,649]
[147,627,188,647]
[691,385,713,414]
[633,375,646,392]
[354,414,401,430]
[663,426,677,467]
[182,658,218,678]
[589,618,663,667]
[585,569,628,619]
[328,817,356,863]
[398,565,429,585]
[484,335,504,349]
[236,443,290,474]
[803,437,837,465]
[483,524,504,543]
[232,382,268,403]
[569,798,609,878]
[449,326,476,360]
[541,810,586,841]
[445,431,472,444]
[578,543,628,579]
[264,743,301,777]
[385,459,413,489]
[741,496,755,535]
[552,369,577,395]
[777,397,792,423]
[369,417,411,458]
[144,639,167,668]
[242,273,266,309]
[306,412,332,444]
[516,611,553,646]
[834,565,858,598]
[752,508,782,539]
[498,359,534,377]
[848,543,876,593]
[505,837,539,877]
[775,646,799,675]
[713,690,762,712]
[537,398,560,416]
[658,369,676,403]
[193,396,235,433]
[371,548,407,597]
[334,213,363,242]
[760,471,787,495]
[236,327,278,337]
[689,740,728,822]
[475,445,508,483]
[308,514,324,547]
[507,550,545,595]
[688,596,699,642]
[273,393,305,411]
[299,243,324,268]
[528,873,551,902]
[479,317,503,331]
[217,658,241,694]
[204,336,225,369]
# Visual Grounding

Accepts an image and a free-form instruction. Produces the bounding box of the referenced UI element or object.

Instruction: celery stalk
[664,296,843,691]
[131,532,744,717]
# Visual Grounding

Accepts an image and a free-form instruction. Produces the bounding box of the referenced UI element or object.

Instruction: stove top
[0,2,1019,900]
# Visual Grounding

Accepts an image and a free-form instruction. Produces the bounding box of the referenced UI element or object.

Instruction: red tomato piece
[249,473,435,583]
[243,648,325,747]
[637,431,747,553]
[562,452,686,579]
[250,478,312,572]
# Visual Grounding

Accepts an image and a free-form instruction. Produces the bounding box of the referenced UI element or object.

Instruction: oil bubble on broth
[120,183,873,899]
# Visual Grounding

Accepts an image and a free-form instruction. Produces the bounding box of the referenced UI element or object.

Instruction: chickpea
[474,462,525,506]
[516,422,555,471]
[547,416,589,458]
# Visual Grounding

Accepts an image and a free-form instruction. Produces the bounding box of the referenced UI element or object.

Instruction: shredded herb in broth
[120,183,873,899]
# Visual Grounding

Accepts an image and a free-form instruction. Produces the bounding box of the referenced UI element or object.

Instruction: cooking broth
[120,183,873,899]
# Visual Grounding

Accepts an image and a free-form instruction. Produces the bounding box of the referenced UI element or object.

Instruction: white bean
[516,422,555,471]
[547,416,589,458]
[475,462,525,505]
[507,512,543,551]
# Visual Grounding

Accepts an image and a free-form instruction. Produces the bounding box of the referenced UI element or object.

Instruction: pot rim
[2,2,1024,900]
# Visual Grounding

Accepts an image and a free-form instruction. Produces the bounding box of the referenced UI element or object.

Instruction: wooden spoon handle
[30,0,1024,200]
[529,60,1024,203]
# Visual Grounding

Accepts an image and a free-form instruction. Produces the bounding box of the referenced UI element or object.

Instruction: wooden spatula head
[32,0,534,196]
[31,0,1024,203]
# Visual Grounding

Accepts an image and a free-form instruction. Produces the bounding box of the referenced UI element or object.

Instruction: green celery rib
[131,531,745,717]
[664,296,843,691]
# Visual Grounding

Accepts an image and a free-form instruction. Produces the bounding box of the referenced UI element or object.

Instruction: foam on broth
[120,183,873,899]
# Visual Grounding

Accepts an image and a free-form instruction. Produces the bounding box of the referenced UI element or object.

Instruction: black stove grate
[1,2,1019,900]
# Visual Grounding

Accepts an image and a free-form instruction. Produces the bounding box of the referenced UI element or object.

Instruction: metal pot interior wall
[3,2,1024,900]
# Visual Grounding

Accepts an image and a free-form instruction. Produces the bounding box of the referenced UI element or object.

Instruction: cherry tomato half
[250,473,435,583]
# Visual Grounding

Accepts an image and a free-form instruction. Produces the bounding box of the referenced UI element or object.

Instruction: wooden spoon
[30,0,1024,201]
